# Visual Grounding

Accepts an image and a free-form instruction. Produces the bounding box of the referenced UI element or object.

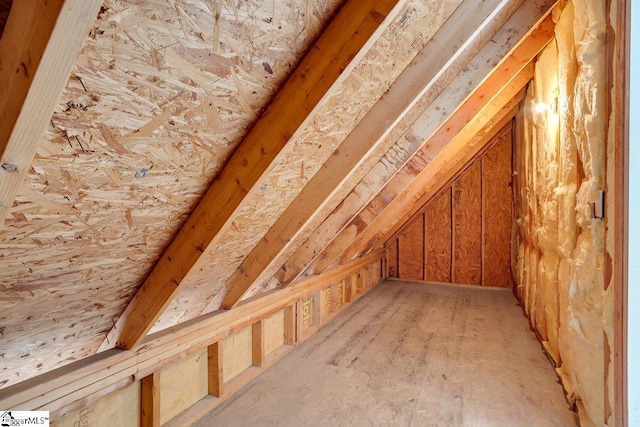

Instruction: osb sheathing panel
[425,189,452,283]
[514,1,608,424]
[395,125,513,287]
[263,309,285,356]
[387,238,399,278]
[299,1,541,279]
[0,0,342,389]
[398,213,423,280]
[51,381,141,427]
[159,349,208,424]
[157,0,465,324]
[222,326,252,381]
[481,130,513,287]
[453,162,482,285]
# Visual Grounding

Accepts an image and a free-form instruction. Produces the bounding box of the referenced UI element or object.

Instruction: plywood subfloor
[195,281,577,426]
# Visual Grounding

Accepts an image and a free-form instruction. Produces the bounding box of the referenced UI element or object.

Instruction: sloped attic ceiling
[0,0,555,389]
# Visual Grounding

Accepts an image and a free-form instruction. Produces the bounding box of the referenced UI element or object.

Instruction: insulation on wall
[513,0,610,424]
[390,124,513,287]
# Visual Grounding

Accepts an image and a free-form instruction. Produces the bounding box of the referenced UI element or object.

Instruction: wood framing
[0,250,383,418]
[313,68,530,272]
[220,0,520,308]
[389,122,514,287]
[252,321,265,368]
[350,77,529,261]
[607,0,629,424]
[0,0,102,226]
[100,0,403,350]
[318,14,554,268]
[280,4,555,284]
[140,372,161,427]
[207,343,223,398]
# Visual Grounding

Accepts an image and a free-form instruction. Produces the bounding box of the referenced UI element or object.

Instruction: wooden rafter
[219,0,522,309]
[289,8,556,280]
[337,65,534,265]
[100,0,405,351]
[0,0,102,227]
[386,91,524,249]
[0,250,383,415]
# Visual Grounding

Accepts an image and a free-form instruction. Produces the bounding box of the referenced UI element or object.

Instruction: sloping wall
[387,123,513,287]
[513,0,613,424]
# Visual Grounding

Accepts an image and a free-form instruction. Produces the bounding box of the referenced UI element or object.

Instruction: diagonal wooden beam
[386,93,523,248]
[337,66,534,265]
[288,9,556,281]
[219,0,522,309]
[0,0,102,228]
[100,0,405,351]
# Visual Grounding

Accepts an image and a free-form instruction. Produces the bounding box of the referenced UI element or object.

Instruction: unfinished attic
[0,0,631,425]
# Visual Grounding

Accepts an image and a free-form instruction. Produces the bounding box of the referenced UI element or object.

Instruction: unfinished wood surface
[0,0,347,389]
[159,0,444,322]
[0,0,102,227]
[207,343,223,398]
[159,350,208,425]
[305,10,555,277]
[398,213,424,280]
[263,310,285,356]
[453,162,482,285]
[252,321,266,367]
[482,129,513,287]
[391,123,513,288]
[425,189,453,282]
[608,0,629,423]
[102,0,403,351]
[274,0,536,287]
[387,238,399,278]
[51,382,140,427]
[336,65,532,270]
[222,327,253,382]
[219,0,517,308]
[0,251,382,419]
[152,0,460,327]
[195,281,577,427]
[141,372,160,427]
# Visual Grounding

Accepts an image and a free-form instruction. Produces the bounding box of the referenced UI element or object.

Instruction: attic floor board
[194,281,578,426]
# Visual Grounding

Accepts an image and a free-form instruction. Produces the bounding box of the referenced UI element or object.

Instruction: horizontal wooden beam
[0,0,102,227]
[0,250,384,417]
[310,12,555,273]
[99,0,404,351]
[219,0,521,309]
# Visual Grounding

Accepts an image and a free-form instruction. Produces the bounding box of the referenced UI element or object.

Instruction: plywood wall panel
[160,350,208,425]
[482,130,513,287]
[0,0,345,389]
[389,123,513,288]
[52,382,141,427]
[453,162,482,285]
[160,0,464,322]
[387,238,399,278]
[263,310,285,356]
[425,189,452,282]
[398,214,424,280]
[222,326,252,382]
